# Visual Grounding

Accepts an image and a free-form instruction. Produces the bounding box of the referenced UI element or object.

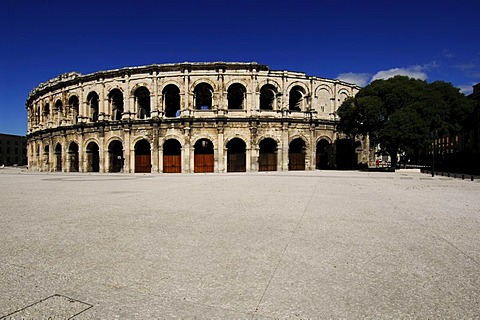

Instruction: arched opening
[194,138,214,173]
[44,103,50,119]
[163,139,182,173]
[68,142,79,172]
[316,139,331,169]
[87,92,99,122]
[227,83,246,109]
[86,142,100,172]
[259,138,277,171]
[163,85,181,117]
[227,138,246,172]
[108,140,123,173]
[194,83,213,110]
[68,96,79,124]
[54,143,62,172]
[109,89,124,121]
[134,87,151,119]
[55,99,63,113]
[260,84,276,110]
[44,145,50,169]
[134,139,151,173]
[289,138,306,170]
[289,86,305,111]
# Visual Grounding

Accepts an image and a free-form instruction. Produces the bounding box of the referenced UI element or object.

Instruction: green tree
[337,76,472,167]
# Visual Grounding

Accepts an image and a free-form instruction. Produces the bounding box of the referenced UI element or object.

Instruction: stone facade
[26,62,367,173]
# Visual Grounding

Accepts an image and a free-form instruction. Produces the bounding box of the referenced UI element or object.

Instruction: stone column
[282,123,289,171]
[99,135,105,173]
[123,128,131,173]
[152,124,159,172]
[78,133,84,172]
[217,127,224,173]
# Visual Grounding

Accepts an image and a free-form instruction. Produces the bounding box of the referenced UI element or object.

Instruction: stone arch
[288,85,308,111]
[133,86,151,119]
[337,88,350,105]
[108,88,124,120]
[68,141,79,172]
[258,137,278,171]
[160,134,185,146]
[86,91,99,122]
[226,137,246,172]
[224,134,250,150]
[163,84,181,117]
[289,137,307,171]
[130,82,152,96]
[194,138,214,173]
[227,83,247,110]
[54,142,62,172]
[68,95,80,124]
[107,139,123,173]
[257,79,281,92]
[85,140,100,172]
[193,82,214,110]
[259,84,277,110]
[316,137,333,169]
[190,78,218,92]
[134,139,151,173]
[315,85,334,114]
[163,138,182,173]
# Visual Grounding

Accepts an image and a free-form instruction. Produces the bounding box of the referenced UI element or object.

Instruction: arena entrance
[316,139,331,169]
[135,139,151,173]
[68,142,79,172]
[289,138,306,171]
[86,142,100,172]
[258,138,277,171]
[54,143,62,172]
[163,139,181,173]
[194,139,214,173]
[227,138,246,172]
[108,140,123,173]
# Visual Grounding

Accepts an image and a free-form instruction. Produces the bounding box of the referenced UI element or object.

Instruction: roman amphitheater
[26,62,369,173]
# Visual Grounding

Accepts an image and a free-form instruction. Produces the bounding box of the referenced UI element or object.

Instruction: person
[375,159,380,168]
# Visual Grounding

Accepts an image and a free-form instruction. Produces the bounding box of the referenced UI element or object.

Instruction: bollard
[462,174,465,180]
[471,176,474,181]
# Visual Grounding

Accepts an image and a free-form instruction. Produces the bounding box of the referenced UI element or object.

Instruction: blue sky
[1,0,479,135]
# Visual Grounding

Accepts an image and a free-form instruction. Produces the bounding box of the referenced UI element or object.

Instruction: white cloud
[336,72,371,87]
[458,84,474,95]
[371,65,428,81]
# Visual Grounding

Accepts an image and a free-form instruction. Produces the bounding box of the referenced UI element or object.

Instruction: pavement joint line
[252,177,322,318]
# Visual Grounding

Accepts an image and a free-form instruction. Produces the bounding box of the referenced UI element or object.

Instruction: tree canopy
[337,76,473,167]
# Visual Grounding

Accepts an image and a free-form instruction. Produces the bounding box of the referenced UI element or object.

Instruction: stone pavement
[0,169,479,319]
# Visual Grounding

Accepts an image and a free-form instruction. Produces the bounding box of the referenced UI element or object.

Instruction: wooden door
[259,153,277,171]
[194,154,214,173]
[135,154,151,173]
[289,153,305,170]
[227,153,246,172]
[163,155,181,173]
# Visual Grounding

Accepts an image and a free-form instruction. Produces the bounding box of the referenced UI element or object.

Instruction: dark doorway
[68,142,79,172]
[109,89,124,120]
[54,143,62,172]
[259,138,277,171]
[135,87,151,119]
[289,138,306,170]
[135,139,151,173]
[86,142,100,172]
[227,83,246,109]
[316,139,331,169]
[227,138,246,172]
[108,140,123,173]
[163,139,181,173]
[194,139,214,173]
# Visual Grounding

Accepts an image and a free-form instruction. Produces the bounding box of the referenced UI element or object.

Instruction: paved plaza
[0,168,479,319]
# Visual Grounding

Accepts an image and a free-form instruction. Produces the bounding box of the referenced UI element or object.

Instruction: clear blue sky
[1,0,479,136]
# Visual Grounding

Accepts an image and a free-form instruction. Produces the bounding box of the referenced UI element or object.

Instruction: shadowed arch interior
[134,139,151,173]
[54,143,62,172]
[289,138,306,170]
[289,86,305,111]
[226,138,246,172]
[87,92,99,122]
[316,139,331,169]
[108,140,123,173]
[163,139,182,173]
[194,83,213,110]
[86,141,100,172]
[194,138,214,172]
[163,85,181,117]
[109,89,124,120]
[259,138,277,171]
[260,84,276,110]
[68,142,79,172]
[68,96,79,124]
[227,83,246,109]
[134,87,151,119]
